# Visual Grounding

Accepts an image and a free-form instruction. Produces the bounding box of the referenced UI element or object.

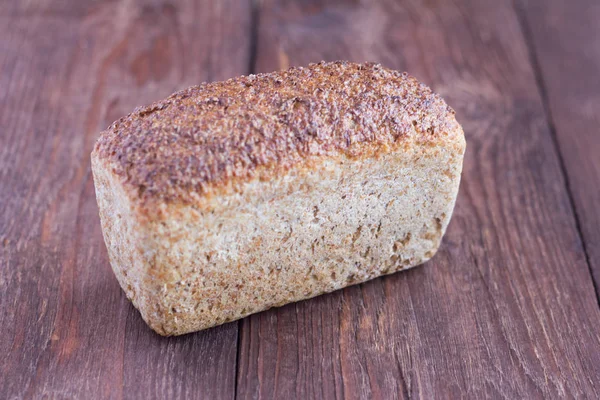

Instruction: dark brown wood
[0,1,251,398]
[236,0,600,398]
[517,0,600,302]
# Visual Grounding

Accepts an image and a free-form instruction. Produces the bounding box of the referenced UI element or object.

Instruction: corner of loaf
[92,61,465,336]
[91,151,168,334]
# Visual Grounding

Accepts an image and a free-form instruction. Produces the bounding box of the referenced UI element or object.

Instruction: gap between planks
[512,0,600,309]
[234,1,261,399]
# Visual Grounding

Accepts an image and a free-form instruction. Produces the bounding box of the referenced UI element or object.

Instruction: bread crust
[91,61,465,335]
[93,61,461,208]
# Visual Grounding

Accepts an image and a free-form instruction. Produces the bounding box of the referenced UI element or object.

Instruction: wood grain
[0,1,251,398]
[236,0,600,398]
[517,0,600,301]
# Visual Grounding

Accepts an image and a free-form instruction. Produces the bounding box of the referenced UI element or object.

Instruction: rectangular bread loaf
[91,61,465,336]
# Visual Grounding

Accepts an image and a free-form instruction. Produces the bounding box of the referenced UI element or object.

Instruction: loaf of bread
[92,61,465,336]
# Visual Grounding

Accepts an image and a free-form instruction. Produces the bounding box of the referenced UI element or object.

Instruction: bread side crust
[92,156,162,326]
[93,130,465,336]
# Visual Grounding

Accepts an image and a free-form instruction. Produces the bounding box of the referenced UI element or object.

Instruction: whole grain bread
[92,61,465,335]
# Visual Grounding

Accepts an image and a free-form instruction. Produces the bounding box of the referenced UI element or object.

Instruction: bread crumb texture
[93,61,461,206]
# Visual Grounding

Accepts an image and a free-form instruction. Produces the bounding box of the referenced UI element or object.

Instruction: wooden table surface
[2,0,600,398]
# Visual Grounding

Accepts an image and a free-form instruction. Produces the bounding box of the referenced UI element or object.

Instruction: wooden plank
[236,0,600,398]
[517,0,600,301]
[0,0,107,17]
[0,1,251,398]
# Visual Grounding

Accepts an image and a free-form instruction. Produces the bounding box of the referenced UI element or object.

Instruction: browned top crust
[93,61,461,205]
